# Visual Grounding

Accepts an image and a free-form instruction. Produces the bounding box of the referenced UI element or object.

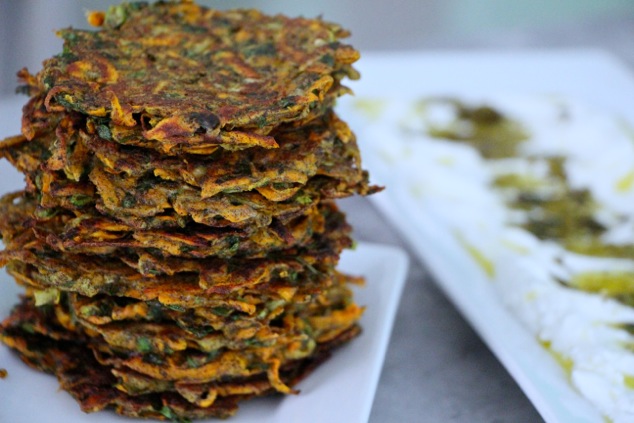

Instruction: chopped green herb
[179,245,194,254]
[96,124,112,140]
[20,323,36,334]
[137,337,153,353]
[34,207,59,219]
[121,193,136,208]
[279,97,296,108]
[166,304,186,312]
[69,194,93,207]
[295,194,312,205]
[142,353,163,365]
[186,356,199,368]
[255,115,268,128]
[296,257,320,275]
[211,306,232,317]
[159,405,178,421]
[105,5,129,28]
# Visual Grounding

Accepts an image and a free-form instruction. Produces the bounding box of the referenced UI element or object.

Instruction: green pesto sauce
[424,99,634,303]
[616,169,634,193]
[458,238,495,278]
[493,158,607,251]
[568,272,634,306]
[566,241,634,260]
[623,374,634,390]
[540,340,574,380]
[420,99,529,159]
[493,173,543,191]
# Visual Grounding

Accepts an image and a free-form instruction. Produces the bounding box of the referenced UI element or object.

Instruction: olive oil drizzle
[422,99,634,305]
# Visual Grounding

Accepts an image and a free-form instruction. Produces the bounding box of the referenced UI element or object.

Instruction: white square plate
[0,97,409,422]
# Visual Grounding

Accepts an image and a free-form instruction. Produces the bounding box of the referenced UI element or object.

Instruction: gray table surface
[339,197,544,423]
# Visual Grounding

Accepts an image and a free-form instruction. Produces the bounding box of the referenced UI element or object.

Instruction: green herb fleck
[273,182,291,190]
[167,304,186,312]
[255,115,268,128]
[244,42,276,58]
[34,207,59,219]
[296,257,320,275]
[319,54,335,67]
[20,323,36,334]
[184,325,214,338]
[295,194,312,205]
[266,299,286,311]
[186,356,199,368]
[105,5,129,28]
[122,193,136,208]
[158,404,191,423]
[69,194,93,207]
[55,96,78,112]
[97,124,112,141]
[226,236,240,255]
[43,76,55,90]
[211,306,232,317]
[279,97,296,108]
[244,338,265,347]
[137,337,153,353]
[179,245,194,254]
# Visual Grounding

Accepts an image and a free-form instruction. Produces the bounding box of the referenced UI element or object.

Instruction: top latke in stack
[0,1,379,421]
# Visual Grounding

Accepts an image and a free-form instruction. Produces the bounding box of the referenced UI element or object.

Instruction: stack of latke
[0,2,378,420]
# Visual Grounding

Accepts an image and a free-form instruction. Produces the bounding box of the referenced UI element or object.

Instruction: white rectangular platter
[338,49,634,423]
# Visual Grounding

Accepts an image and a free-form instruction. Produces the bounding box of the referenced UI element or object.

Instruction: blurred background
[2,0,634,96]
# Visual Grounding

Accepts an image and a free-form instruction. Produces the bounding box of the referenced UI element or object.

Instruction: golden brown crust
[2,108,377,228]
[33,3,359,153]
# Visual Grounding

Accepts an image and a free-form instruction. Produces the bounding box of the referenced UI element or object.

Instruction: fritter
[70,291,361,362]
[1,141,371,230]
[86,111,367,202]
[0,193,352,293]
[1,297,360,419]
[1,111,376,228]
[16,100,366,199]
[0,191,344,259]
[48,172,364,228]
[24,2,360,154]
[16,271,362,400]
[1,210,352,307]
[2,240,349,305]
[65,273,362,341]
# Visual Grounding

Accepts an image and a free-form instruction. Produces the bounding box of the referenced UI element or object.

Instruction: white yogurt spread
[346,94,634,422]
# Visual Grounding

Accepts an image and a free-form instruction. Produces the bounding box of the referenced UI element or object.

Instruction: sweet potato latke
[0,1,379,420]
